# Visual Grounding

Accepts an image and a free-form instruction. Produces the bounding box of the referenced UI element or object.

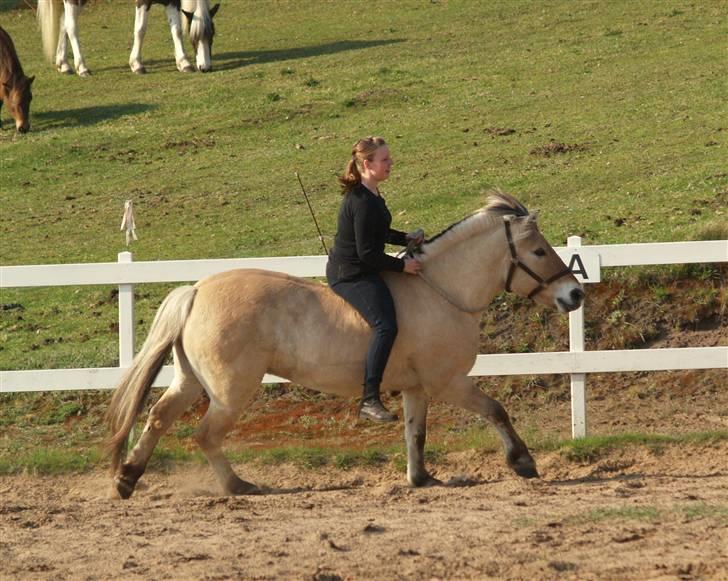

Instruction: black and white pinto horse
[38,0,219,76]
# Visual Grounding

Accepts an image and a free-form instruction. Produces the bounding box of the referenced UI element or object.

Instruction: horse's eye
[534,248,546,257]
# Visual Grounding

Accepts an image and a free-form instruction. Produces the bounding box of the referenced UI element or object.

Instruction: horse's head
[501,213,584,313]
[183,3,220,73]
[3,74,33,133]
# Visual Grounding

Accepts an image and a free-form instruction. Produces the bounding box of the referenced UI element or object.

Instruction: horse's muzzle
[557,287,584,312]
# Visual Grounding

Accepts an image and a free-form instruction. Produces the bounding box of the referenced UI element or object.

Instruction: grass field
[1,1,726,369]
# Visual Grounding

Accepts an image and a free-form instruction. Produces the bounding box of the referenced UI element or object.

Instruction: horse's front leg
[166,4,194,72]
[62,0,89,76]
[403,389,441,487]
[436,375,538,479]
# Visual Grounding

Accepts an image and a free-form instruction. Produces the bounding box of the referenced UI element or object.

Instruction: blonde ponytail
[338,136,386,193]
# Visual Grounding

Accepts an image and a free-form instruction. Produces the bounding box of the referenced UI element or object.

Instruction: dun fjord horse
[0,26,34,133]
[38,0,219,76]
[107,193,584,498]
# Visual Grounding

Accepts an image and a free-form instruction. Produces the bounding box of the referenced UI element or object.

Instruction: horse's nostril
[571,288,584,303]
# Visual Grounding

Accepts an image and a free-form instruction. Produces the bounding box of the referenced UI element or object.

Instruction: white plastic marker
[120,200,138,246]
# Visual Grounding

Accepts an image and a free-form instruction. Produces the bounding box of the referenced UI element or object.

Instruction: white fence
[1,238,726,438]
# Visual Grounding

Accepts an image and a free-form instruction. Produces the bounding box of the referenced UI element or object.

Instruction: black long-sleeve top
[326,184,408,283]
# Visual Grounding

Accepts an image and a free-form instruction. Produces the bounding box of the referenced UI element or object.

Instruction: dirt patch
[1,444,726,579]
[530,140,588,156]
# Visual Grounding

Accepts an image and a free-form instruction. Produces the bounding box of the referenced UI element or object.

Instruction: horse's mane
[421,190,533,260]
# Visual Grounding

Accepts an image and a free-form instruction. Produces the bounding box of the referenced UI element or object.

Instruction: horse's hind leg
[62,0,89,76]
[403,389,441,487]
[54,12,72,74]
[435,375,538,479]
[195,385,261,496]
[112,344,203,499]
[129,4,150,74]
[165,4,194,72]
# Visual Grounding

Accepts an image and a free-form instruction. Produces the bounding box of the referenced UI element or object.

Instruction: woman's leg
[330,274,398,421]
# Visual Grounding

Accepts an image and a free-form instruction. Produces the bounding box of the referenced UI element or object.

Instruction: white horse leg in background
[129,3,194,74]
[62,1,90,76]
[165,3,195,72]
[54,9,71,74]
[38,0,89,76]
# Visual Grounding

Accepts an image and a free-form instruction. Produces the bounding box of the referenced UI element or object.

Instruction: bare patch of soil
[1,444,726,580]
[530,140,588,156]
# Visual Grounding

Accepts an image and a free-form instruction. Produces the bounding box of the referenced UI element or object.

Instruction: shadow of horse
[213,38,406,72]
[32,103,157,129]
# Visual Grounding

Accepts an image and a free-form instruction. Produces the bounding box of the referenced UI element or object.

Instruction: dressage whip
[295,172,328,255]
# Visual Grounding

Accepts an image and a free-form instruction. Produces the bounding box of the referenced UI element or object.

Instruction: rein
[412,217,572,313]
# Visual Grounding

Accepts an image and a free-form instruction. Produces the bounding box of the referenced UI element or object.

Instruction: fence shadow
[33,103,158,130]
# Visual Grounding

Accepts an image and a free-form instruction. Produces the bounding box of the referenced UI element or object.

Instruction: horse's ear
[210,3,220,18]
[28,76,35,85]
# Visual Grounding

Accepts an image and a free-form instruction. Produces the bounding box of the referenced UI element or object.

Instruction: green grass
[558,431,728,463]
[1,0,726,371]
[2,424,726,475]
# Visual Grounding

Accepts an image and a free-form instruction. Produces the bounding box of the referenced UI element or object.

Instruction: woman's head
[339,136,391,193]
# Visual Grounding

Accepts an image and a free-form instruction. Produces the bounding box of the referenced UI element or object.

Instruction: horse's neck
[422,223,505,311]
[0,38,24,80]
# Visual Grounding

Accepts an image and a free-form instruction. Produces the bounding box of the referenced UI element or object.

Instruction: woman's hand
[406,229,425,246]
[403,257,422,275]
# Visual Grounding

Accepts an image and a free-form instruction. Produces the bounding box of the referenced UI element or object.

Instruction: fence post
[568,236,587,438]
[118,251,135,368]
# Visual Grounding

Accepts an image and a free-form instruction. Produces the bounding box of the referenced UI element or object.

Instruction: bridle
[413,217,573,313]
[503,218,573,299]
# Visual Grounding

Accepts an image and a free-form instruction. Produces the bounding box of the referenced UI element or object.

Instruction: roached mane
[421,190,533,260]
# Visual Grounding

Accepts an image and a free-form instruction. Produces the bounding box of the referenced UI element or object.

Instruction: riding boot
[359,385,398,423]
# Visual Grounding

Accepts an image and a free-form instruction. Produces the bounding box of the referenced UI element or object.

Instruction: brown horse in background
[0,26,34,133]
[106,193,584,499]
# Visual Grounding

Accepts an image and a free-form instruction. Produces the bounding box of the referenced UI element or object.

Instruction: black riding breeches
[328,273,398,401]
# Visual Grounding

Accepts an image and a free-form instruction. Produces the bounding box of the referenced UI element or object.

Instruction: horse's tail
[37,0,61,63]
[105,285,197,474]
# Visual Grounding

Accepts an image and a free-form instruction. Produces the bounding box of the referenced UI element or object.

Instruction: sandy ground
[1,442,726,580]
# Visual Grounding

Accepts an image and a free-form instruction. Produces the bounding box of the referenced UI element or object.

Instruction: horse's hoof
[78,69,91,78]
[181,65,195,73]
[132,66,146,75]
[225,476,261,496]
[511,457,539,479]
[409,474,442,488]
[113,476,135,500]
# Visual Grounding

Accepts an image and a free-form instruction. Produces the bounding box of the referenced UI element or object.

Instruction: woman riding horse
[327,137,424,423]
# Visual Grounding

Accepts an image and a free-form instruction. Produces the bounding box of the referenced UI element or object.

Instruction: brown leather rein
[412,218,573,313]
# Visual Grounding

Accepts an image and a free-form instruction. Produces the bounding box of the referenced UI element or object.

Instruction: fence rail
[2,238,727,438]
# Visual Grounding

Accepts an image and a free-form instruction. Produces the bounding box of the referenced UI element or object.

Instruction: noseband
[503,218,573,299]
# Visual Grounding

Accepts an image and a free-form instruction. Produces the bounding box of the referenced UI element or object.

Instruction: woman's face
[364,145,393,183]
